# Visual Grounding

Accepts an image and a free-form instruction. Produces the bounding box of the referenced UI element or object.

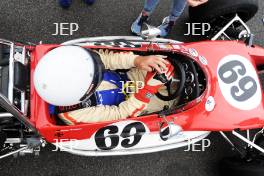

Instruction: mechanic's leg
[158,0,187,37]
[58,0,73,8]
[131,0,160,35]
[143,0,160,16]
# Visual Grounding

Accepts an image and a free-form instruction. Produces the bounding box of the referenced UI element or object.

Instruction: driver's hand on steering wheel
[134,61,174,103]
[145,61,174,87]
[134,55,169,73]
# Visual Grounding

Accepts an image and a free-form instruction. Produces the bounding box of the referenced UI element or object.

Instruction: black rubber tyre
[219,156,264,176]
[189,0,259,23]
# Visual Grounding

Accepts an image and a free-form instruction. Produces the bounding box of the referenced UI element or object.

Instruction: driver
[33,46,177,125]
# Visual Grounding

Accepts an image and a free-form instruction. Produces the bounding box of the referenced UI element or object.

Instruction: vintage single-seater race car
[0,0,263,175]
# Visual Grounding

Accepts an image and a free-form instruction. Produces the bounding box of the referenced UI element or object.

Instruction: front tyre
[189,0,259,23]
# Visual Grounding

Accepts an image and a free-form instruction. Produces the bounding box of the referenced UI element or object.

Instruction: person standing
[131,0,208,37]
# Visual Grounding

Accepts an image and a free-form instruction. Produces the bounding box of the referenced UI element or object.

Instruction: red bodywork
[28,40,264,143]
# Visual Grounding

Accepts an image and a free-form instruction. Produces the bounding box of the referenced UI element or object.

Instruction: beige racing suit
[58,49,176,125]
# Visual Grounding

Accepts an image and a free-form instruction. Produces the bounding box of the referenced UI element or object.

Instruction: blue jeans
[143,0,187,21]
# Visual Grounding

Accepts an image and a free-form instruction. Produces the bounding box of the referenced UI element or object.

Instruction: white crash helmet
[33,45,104,106]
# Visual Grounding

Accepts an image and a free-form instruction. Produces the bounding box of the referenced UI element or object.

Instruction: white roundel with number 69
[217,55,262,110]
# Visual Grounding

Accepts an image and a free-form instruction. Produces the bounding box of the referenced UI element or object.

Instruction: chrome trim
[21,46,28,114]
[247,130,250,147]
[220,131,243,155]
[0,93,39,134]
[8,43,14,103]
[0,39,29,114]
[220,131,235,148]
[232,130,264,153]
[211,14,251,41]
[0,146,28,159]
[61,36,182,45]
[0,113,13,117]
[21,92,25,114]
[54,131,210,156]
[5,138,22,143]
[251,128,264,148]
[159,115,182,140]
[0,39,13,46]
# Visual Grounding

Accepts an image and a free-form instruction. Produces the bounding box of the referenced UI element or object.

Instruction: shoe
[158,16,175,37]
[83,0,95,5]
[131,13,149,35]
[59,0,72,8]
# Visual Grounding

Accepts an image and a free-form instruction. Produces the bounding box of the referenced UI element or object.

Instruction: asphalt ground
[0,0,263,176]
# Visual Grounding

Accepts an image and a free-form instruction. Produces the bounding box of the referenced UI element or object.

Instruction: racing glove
[134,61,174,103]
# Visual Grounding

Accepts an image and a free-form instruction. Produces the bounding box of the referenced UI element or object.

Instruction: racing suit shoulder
[95,49,138,70]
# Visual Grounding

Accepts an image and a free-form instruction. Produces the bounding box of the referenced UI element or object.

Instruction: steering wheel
[155,59,186,101]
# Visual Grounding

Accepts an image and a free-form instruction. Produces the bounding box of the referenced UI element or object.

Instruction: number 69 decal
[217,55,261,110]
[94,121,148,150]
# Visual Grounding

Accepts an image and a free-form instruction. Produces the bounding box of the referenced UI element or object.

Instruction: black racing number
[218,60,246,84]
[120,122,146,148]
[218,60,258,102]
[95,122,146,150]
[95,125,119,150]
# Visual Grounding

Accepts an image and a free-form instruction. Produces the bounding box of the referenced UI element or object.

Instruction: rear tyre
[189,0,259,23]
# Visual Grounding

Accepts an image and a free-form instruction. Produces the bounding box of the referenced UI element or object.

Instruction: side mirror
[140,23,161,40]
[238,30,250,39]
[160,121,182,141]
[245,33,254,47]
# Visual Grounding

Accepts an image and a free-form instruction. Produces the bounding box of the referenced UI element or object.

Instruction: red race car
[0,0,263,175]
